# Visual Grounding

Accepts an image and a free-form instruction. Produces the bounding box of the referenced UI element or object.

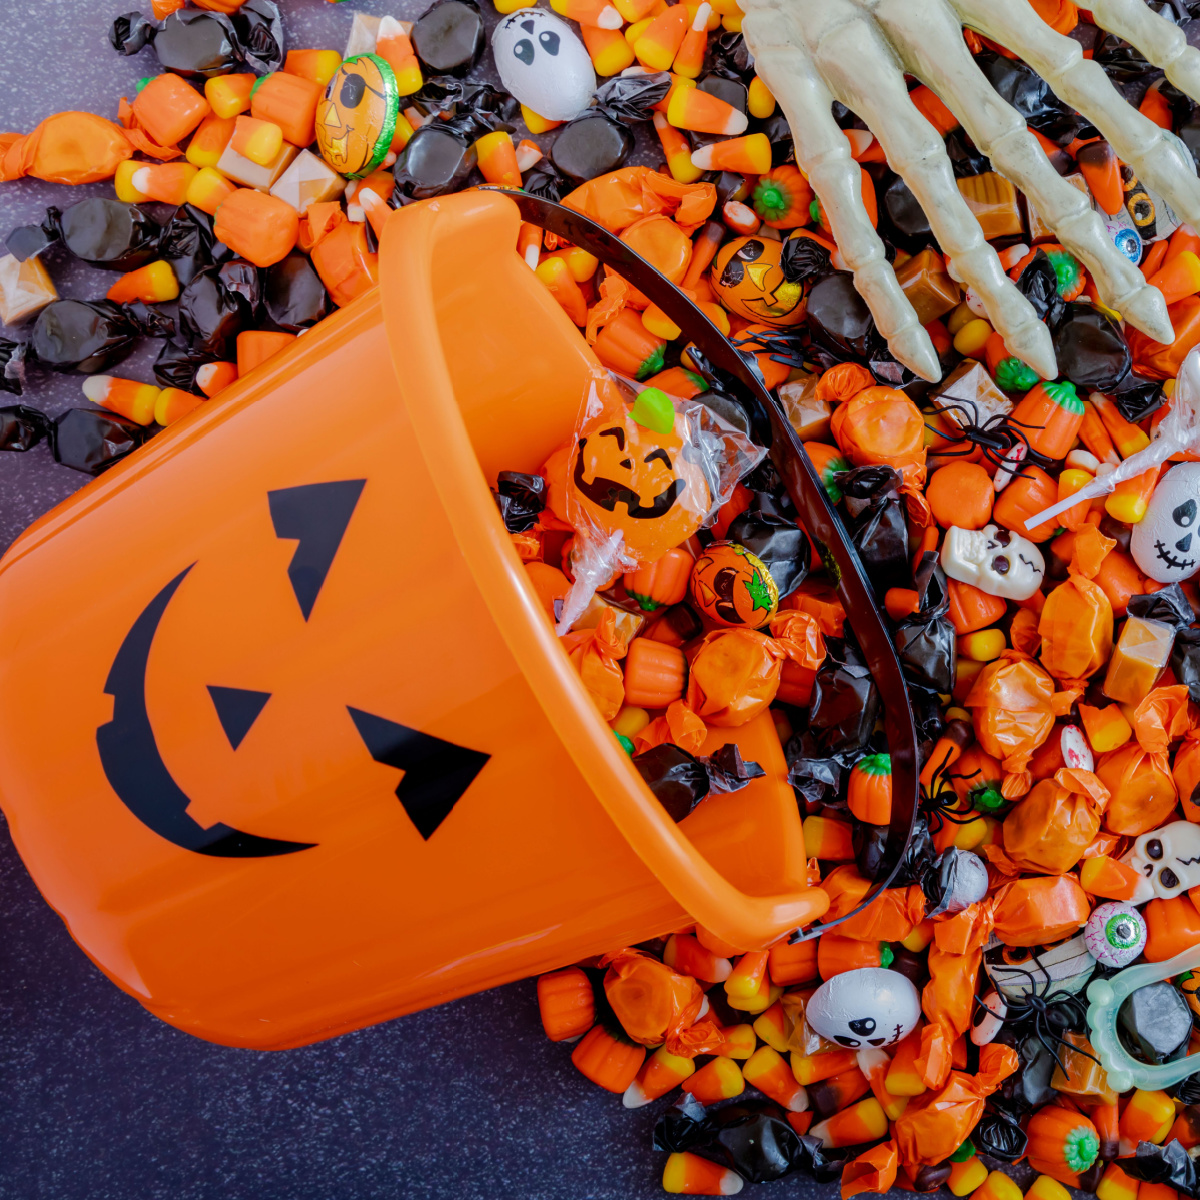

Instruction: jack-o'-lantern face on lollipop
[568,388,710,561]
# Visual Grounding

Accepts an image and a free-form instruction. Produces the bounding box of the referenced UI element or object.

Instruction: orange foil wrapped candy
[1097,685,1190,834]
[991,874,1090,945]
[0,112,133,184]
[821,864,926,942]
[964,653,1062,796]
[298,201,379,308]
[600,947,704,1048]
[561,608,627,722]
[1039,575,1113,681]
[892,1043,1019,1166]
[831,386,927,487]
[1002,768,1110,873]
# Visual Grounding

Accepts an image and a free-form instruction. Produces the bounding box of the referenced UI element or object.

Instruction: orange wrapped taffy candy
[1001,768,1110,873]
[600,947,703,1048]
[633,699,706,756]
[964,652,1071,797]
[619,215,693,309]
[991,874,1090,945]
[821,865,926,942]
[831,385,927,487]
[815,362,874,404]
[563,166,717,235]
[1098,685,1191,834]
[561,608,626,722]
[1175,730,1200,820]
[684,612,824,728]
[0,112,133,184]
[841,1141,898,1199]
[1038,525,1114,680]
[298,202,379,308]
[893,1043,1019,1166]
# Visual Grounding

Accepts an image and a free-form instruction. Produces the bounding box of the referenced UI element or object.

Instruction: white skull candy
[1122,820,1200,904]
[940,524,1045,601]
[805,967,920,1049]
[1131,463,1200,584]
[491,9,595,123]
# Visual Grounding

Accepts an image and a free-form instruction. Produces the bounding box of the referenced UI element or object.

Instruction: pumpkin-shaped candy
[689,542,778,629]
[316,55,399,178]
[711,235,806,327]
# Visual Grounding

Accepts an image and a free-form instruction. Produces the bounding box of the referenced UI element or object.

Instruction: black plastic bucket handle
[499,190,919,938]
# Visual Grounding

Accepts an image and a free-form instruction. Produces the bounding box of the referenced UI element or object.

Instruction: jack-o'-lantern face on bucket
[569,404,710,560]
[316,54,399,178]
[712,236,806,327]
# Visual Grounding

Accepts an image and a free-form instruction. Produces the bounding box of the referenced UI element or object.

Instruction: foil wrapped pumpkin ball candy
[688,542,778,630]
[1084,901,1147,968]
[805,966,921,1049]
[315,54,399,179]
[710,235,806,327]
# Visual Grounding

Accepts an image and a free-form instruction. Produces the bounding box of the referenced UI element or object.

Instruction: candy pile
[9,0,1200,1197]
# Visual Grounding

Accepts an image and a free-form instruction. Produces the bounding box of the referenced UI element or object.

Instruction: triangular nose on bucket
[0,190,825,1051]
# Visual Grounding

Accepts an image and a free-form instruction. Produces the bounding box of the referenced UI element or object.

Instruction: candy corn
[743,1045,808,1110]
[948,1155,989,1196]
[105,261,179,305]
[1096,1161,1141,1200]
[654,112,704,184]
[752,1000,789,1051]
[195,362,238,398]
[475,130,522,189]
[623,1046,695,1107]
[130,163,198,206]
[550,0,623,28]
[672,3,711,78]
[375,16,423,96]
[668,86,748,136]
[231,116,284,167]
[690,133,772,174]
[1149,249,1200,305]
[186,166,239,215]
[663,932,732,982]
[154,388,204,426]
[725,950,768,1002]
[1118,1088,1175,1152]
[790,1048,859,1086]
[185,113,236,168]
[807,1067,870,1118]
[535,256,588,326]
[747,75,775,119]
[634,4,689,70]
[681,1056,744,1104]
[205,73,256,120]
[662,1152,743,1195]
[715,1023,756,1059]
[283,49,343,88]
[1078,852,1140,899]
[582,24,636,75]
[884,1029,927,1097]
[809,1097,888,1148]
[82,376,161,426]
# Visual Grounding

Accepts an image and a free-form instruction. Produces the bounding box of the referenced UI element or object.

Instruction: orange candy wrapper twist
[561,607,627,722]
[821,864,926,943]
[1098,684,1193,834]
[999,767,1111,874]
[841,1140,899,1199]
[0,112,134,184]
[600,948,713,1054]
[563,165,717,236]
[893,1043,1019,1166]
[830,386,928,487]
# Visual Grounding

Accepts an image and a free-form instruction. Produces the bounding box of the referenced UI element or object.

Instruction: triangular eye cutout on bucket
[207,685,271,750]
[347,706,490,840]
[268,479,366,620]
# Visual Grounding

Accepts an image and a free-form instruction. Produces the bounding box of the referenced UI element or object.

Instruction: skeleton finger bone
[741,0,941,380]
[869,0,1174,346]
[949,0,1200,237]
[1088,0,1200,105]
[811,4,1057,379]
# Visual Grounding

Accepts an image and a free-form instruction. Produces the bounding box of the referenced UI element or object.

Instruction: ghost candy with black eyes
[1131,463,1200,584]
[491,10,595,123]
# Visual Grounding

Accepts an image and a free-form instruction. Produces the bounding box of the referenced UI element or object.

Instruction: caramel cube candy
[216,139,299,191]
[1103,615,1175,705]
[930,359,1012,429]
[779,371,832,442]
[956,172,1023,240]
[0,253,56,326]
[270,149,347,213]
[893,247,962,324]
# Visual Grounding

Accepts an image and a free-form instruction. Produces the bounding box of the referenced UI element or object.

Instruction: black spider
[729,327,808,376]
[919,757,990,834]
[926,403,1047,479]
[990,955,1100,1077]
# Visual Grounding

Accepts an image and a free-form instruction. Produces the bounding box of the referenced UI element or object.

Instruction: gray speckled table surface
[0,3,825,1198]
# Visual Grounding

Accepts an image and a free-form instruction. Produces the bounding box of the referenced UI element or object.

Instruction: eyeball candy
[1130,463,1200,584]
[939,523,1045,601]
[491,9,595,123]
[970,989,1007,1046]
[805,967,921,1049]
[1084,902,1148,968]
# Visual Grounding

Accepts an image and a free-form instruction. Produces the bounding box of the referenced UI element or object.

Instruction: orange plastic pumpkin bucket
[0,191,847,1049]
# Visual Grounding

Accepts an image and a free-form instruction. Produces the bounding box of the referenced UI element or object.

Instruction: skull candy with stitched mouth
[940,523,1045,601]
[805,967,921,1049]
[1122,820,1200,904]
[1131,463,1200,584]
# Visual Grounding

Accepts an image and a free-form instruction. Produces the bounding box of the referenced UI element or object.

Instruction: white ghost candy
[1084,901,1147,968]
[940,524,1045,601]
[1123,820,1200,904]
[806,967,920,1050]
[491,9,595,123]
[1131,463,1200,584]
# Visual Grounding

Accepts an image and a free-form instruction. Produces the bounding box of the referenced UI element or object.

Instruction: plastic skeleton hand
[739,0,1200,382]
